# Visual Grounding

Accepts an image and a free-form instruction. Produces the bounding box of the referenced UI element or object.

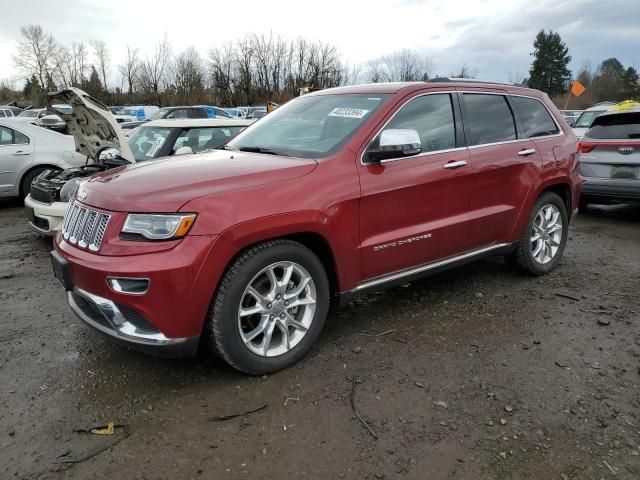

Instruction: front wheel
[207,240,330,374]
[513,192,568,276]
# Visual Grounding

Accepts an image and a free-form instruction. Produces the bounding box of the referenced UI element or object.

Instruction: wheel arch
[19,164,61,196]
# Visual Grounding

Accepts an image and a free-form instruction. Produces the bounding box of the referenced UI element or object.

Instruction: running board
[349,243,512,296]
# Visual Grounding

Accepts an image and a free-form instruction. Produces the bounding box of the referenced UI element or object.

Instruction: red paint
[54,82,581,341]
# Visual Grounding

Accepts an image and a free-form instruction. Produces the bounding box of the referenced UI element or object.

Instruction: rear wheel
[513,192,568,276]
[207,240,330,374]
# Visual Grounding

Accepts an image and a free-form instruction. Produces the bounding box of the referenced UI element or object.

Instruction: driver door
[357,91,473,280]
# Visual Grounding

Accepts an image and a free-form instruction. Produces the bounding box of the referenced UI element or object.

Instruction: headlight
[60,178,80,202]
[122,213,196,240]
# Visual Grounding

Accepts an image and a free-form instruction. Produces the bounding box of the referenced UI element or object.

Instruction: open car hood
[48,87,135,164]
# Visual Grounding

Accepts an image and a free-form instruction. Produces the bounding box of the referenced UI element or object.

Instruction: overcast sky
[0,0,638,89]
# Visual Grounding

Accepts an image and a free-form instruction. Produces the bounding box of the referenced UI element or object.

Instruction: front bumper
[53,232,235,356]
[67,285,199,357]
[24,194,67,235]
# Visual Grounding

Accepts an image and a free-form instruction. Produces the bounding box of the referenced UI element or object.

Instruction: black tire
[513,192,568,276]
[20,167,55,198]
[207,239,330,374]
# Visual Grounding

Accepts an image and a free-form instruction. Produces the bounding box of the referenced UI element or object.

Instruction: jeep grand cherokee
[52,80,581,374]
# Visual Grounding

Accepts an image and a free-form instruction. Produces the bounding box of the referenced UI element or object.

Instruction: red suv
[52,80,581,374]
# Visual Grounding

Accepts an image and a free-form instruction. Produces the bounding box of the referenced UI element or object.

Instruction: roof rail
[426,77,527,87]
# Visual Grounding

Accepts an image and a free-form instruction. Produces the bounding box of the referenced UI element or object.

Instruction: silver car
[0,120,84,198]
[579,107,640,208]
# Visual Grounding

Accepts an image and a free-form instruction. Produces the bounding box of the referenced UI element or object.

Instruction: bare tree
[137,36,172,103]
[13,25,58,96]
[451,63,477,79]
[173,47,204,104]
[366,49,433,83]
[91,40,110,92]
[119,45,140,96]
[209,42,237,105]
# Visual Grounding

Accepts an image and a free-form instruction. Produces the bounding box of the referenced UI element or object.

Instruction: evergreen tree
[528,30,572,95]
[83,66,104,98]
[621,67,639,100]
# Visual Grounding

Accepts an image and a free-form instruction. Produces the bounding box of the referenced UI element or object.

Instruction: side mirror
[174,146,193,156]
[364,128,421,163]
[568,120,575,128]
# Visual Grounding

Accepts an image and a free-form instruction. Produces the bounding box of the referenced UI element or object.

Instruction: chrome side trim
[352,243,511,292]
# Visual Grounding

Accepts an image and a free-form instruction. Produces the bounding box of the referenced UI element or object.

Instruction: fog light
[107,277,150,295]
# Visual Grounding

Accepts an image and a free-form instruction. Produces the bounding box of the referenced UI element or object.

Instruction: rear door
[358,90,473,280]
[459,91,543,249]
[0,126,32,193]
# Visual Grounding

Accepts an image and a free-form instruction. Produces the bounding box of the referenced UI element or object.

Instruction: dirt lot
[1,198,639,480]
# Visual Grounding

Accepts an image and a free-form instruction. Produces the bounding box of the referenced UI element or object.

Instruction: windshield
[575,110,605,128]
[18,110,38,118]
[227,94,389,159]
[127,126,174,161]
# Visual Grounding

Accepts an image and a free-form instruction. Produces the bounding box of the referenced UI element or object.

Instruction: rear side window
[0,126,29,145]
[586,112,640,140]
[385,93,456,153]
[462,94,516,146]
[510,96,559,138]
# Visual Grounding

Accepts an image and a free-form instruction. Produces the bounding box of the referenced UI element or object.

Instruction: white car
[0,120,84,201]
[572,103,615,140]
[12,106,69,131]
[25,88,253,235]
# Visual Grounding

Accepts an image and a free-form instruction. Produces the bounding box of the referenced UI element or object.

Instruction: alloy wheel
[531,204,563,264]
[237,261,317,357]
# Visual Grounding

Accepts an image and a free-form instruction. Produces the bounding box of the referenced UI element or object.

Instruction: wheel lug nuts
[267,303,272,309]
[284,301,289,306]
[280,313,285,319]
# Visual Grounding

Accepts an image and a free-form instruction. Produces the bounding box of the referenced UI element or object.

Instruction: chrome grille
[62,201,111,251]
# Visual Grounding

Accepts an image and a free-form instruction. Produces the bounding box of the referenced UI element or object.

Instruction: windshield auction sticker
[145,136,166,157]
[328,108,369,119]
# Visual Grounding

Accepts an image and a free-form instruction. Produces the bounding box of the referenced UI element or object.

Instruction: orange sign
[571,80,586,97]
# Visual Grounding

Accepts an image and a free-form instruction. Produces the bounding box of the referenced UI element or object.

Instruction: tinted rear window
[462,94,516,146]
[586,112,640,139]
[510,96,559,138]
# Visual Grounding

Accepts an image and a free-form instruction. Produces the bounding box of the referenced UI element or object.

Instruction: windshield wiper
[237,146,290,157]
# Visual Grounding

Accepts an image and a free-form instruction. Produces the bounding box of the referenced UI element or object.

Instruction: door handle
[443,160,467,169]
[518,148,536,156]
[12,151,31,156]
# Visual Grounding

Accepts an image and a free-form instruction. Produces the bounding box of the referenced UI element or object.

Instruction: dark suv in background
[52,79,581,374]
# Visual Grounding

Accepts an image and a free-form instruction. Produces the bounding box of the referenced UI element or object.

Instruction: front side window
[165,109,189,119]
[463,94,516,146]
[383,94,456,154]
[227,94,389,159]
[586,112,640,139]
[510,96,559,138]
[127,126,174,161]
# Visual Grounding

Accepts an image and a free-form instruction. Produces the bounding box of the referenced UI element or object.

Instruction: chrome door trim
[352,243,511,292]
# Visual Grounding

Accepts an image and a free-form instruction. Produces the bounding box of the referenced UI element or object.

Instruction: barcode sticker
[328,108,369,119]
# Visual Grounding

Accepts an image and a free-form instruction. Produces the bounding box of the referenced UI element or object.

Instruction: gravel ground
[1,198,639,480]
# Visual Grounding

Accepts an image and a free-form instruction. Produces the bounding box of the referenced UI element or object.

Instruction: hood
[78,150,317,212]
[48,87,135,164]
